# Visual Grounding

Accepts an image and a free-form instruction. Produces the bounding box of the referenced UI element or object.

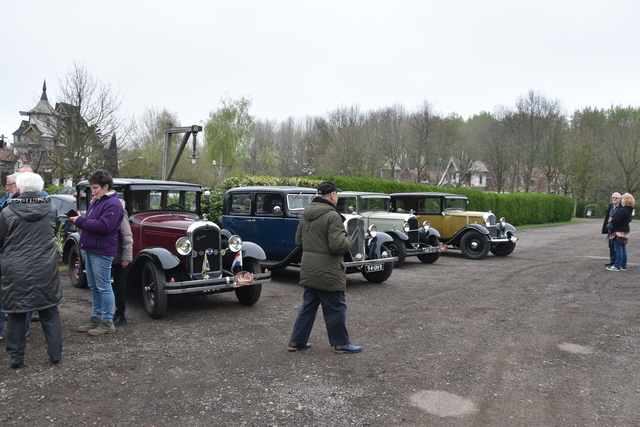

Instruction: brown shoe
[77,316,101,333]
[88,321,116,336]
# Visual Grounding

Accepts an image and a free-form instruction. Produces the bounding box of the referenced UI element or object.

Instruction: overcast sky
[2,0,639,141]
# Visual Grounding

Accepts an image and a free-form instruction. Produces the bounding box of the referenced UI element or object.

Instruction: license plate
[365,263,384,272]
[423,246,438,253]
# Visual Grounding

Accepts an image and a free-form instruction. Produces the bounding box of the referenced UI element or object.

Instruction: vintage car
[62,178,271,319]
[336,191,442,267]
[390,192,518,260]
[219,186,397,283]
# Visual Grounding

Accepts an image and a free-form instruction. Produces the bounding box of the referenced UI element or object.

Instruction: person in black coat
[0,172,62,368]
[603,192,622,267]
[606,193,635,272]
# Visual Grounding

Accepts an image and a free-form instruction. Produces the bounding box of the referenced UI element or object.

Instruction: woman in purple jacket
[69,170,124,335]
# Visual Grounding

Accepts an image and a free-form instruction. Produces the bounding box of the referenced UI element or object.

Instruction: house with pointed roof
[8,80,117,186]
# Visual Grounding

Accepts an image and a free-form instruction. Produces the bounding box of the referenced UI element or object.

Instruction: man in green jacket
[287,182,362,354]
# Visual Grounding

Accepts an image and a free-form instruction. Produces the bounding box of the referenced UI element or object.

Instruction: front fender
[449,224,489,246]
[134,247,181,270]
[425,227,440,238]
[367,231,394,259]
[235,241,267,261]
[383,229,409,242]
[504,223,517,233]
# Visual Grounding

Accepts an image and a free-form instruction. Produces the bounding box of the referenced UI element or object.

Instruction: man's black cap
[317,181,342,195]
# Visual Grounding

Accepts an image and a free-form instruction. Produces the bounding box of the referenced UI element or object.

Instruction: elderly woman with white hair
[0,172,62,368]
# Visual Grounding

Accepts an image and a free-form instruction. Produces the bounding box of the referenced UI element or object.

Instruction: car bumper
[161,271,271,295]
[345,256,397,268]
[406,245,442,256]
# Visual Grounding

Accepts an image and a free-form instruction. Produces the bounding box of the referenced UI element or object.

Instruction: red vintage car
[62,178,270,319]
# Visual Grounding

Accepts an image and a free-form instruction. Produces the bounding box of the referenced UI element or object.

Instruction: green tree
[203,96,255,174]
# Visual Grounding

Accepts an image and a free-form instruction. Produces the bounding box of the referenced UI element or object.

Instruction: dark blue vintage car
[220,186,397,283]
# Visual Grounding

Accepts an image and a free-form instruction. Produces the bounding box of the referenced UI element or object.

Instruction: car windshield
[444,198,466,211]
[362,197,389,211]
[130,189,198,212]
[287,193,314,211]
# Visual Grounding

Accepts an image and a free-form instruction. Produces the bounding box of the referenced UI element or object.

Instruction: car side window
[230,193,252,215]
[256,193,283,215]
[336,197,356,214]
[422,198,441,214]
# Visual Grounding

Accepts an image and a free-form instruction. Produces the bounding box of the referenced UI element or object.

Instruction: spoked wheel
[142,261,168,319]
[69,244,87,288]
[235,258,262,306]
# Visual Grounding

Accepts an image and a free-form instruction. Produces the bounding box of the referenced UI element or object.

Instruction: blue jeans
[290,287,350,347]
[613,238,627,269]
[85,252,115,322]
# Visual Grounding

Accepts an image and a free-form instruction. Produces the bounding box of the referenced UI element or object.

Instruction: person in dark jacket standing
[0,172,62,368]
[603,192,622,267]
[112,202,133,327]
[606,192,635,272]
[287,182,362,354]
[69,170,124,335]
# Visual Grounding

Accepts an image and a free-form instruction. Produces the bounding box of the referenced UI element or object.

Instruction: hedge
[203,174,574,226]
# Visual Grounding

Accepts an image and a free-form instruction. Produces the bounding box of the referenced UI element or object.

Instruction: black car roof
[390,192,467,199]
[225,186,317,193]
[76,178,201,187]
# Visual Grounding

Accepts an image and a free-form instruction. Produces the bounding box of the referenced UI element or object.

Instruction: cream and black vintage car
[336,191,442,267]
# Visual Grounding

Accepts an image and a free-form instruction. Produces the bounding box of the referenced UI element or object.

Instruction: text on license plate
[365,263,384,272]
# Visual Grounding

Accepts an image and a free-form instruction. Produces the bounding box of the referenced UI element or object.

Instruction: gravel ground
[0,218,639,426]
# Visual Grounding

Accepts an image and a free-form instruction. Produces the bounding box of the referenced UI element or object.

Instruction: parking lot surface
[1,219,638,426]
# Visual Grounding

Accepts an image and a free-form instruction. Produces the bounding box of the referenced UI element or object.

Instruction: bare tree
[565,107,606,200]
[122,107,180,179]
[606,106,640,194]
[371,104,408,180]
[511,90,563,192]
[408,100,442,183]
[245,120,279,176]
[49,62,125,183]
[314,106,372,176]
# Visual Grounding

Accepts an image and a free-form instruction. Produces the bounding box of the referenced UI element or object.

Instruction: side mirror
[273,205,283,216]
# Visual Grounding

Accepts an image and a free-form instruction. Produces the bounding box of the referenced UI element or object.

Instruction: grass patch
[517,219,586,230]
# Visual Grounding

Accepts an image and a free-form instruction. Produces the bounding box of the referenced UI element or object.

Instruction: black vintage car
[219,186,397,283]
[62,178,271,319]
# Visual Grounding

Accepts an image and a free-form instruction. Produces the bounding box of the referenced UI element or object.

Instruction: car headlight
[368,224,377,238]
[422,221,430,231]
[175,237,193,256]
[228,235,243,252]
[500,217,506,227]
[403,221,410,232]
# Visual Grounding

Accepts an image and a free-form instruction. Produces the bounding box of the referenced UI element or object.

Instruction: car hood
[131,212,201,229]
[446,210,492,219]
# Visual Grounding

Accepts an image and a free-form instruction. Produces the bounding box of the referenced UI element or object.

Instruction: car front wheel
[388,237,407,268]
[142,261,168,319]
[460,231,490,260]
[490,238,516,256]
[417,235,441,264]
[235,258,263,306]
[69,244,87,288]
[361,244,394,283]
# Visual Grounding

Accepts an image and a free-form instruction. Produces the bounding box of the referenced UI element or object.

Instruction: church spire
[41,80,48,101]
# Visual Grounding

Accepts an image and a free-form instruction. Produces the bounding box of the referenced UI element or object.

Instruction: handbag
[616,231,629,245]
